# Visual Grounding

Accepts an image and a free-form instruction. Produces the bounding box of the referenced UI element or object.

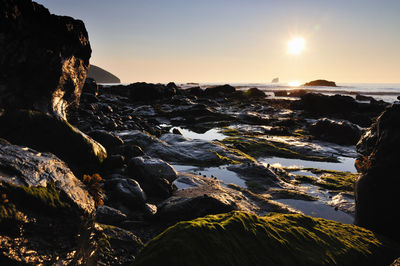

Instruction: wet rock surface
[309,118,361,145]
[0,141,95,264]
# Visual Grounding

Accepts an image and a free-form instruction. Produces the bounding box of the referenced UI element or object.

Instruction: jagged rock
[0,0,91,119]
[127,156,177,198]
[96,205,127,225]
[133,212,400,266]
[309,118,361,145]
[185,86,204,96]
[0,141,96,264]
[355,104,400,240]
[0,110,107,172]
[302,79,337,87]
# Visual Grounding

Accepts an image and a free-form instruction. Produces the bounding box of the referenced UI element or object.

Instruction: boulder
[103,178,147,209]
[0,110,107,173]
[302,79,337,87]
[309,118,362,145]
[243,88,266,98]
[157,195,236,222]
[355,104,400,240]
[0,0,91,119]
[0,141,96,264]
[204,84,236,96]
[127,156,177,198]
[88,129,124,153]
[133,212,400,266]
[185,86,204,96]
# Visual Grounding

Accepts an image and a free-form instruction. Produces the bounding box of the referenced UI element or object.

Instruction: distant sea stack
[88,64,121,83]
[302,79,337,87]
[271,77,279,83]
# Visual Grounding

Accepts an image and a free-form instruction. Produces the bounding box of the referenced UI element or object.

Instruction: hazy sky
[36,0,400,84]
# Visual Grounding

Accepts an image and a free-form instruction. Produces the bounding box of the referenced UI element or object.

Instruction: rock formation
[88,64,121,84]
[302,79,337,87]
[355,103,400,240]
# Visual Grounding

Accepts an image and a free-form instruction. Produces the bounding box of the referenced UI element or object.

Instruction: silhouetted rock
[302,79,337,87]
[0,141,96,264]
[355,104,400,240]
[105,82,176,102]
[185,86,204,96]
[88,64,120,83]
[0,0,91,119]
[204,84,236,96]
[309,118,361,145]
[271,77,279,83]
[96,205,128,225]
[243,88,266,98]
[355,94,375,102]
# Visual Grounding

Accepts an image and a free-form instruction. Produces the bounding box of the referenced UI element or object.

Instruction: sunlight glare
[287,37,306,55]
[288,81,301,87]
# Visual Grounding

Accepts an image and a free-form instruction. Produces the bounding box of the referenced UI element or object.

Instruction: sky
[35,0,400,84]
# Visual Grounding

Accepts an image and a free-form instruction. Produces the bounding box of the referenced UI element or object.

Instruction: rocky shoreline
[1,0,400,265]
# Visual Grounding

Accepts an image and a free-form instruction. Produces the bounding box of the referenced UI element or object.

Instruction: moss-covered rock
[133,211,400,266]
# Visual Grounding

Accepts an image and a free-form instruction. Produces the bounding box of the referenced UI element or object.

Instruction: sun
[287,37,306,55]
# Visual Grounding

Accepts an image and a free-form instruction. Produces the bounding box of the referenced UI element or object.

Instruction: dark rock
[302,79,337,87]
[309,118,361,145]
[355,104,400,240]
[0,110,107,173]
[185,86,204,96]
[0,141,96,264]
[122,144,145,159]
[204,84,236,96]
[172,128,182,135]
[143,203,158,219]
[97,224,143,265]
[166,82,178,90]
[297,93,357,115]
[88,64,120,83]
[102,155,125,171]
[96,205,128,225]
[0,0,91,119]
[243,88,266,98]
[274,91,288,97]
[106,178,147,209]
[157,195,236,222]
[105,82,176,102]
[355,94,374,102]
[88,129,124,153]
[82,77,99,97]
[127,156,177,198]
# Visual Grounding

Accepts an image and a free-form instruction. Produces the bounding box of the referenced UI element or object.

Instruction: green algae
[221,136,337,162]
[293,168,359,192]
[133,211,400,266]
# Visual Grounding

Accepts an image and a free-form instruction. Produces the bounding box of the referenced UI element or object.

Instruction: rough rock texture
[0,0,91,119]
[302,79,337,87]
[355,104,400,240]
[309,118,361,145]
[204,84,236,96]
[0,141,96,264]
[133,211,400,266]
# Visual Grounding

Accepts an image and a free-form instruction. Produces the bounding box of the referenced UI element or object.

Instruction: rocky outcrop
[243,88,266,98]
[0,140,96,264]
[309,118,361,145]
[133,211,400,266]
[88,64,121,84]
[0,0,91,119]
[302,79,337,87]
[355,104,400,240]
